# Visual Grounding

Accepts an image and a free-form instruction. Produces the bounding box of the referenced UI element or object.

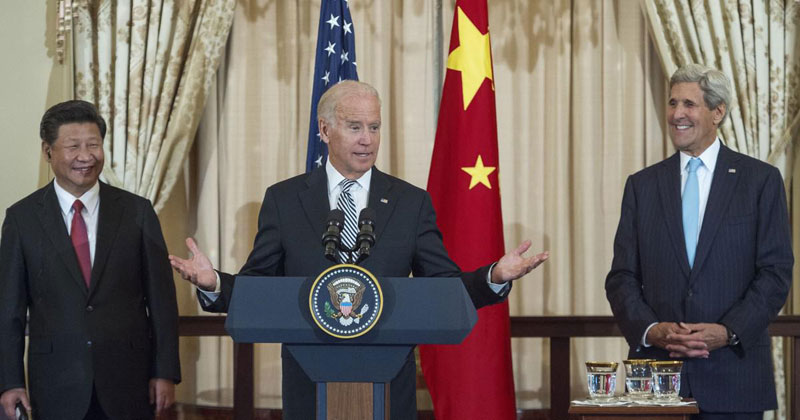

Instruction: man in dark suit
[0,100,181,420]
[169,80,549,419]
[606,64,793,419]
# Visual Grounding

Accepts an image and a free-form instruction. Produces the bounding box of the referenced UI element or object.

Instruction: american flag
[305,0,359,173]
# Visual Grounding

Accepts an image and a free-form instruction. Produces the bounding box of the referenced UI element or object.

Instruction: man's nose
[76,145,94,160]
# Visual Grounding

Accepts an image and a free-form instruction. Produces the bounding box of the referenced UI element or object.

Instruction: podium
[225,274,478,420]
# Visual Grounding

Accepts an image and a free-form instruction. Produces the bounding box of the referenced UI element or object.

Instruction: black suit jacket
[200,166,507,419]
[0,182,181,420]
[606,145,793,412]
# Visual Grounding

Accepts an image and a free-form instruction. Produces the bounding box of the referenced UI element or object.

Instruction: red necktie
[71,200,92,287]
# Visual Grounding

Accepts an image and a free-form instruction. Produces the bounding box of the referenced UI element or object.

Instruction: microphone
[356,208,376,262]
[322,209,345,262]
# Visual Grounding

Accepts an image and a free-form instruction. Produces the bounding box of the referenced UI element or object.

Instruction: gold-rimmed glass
[585,361,618,400]
[650,360,683,401]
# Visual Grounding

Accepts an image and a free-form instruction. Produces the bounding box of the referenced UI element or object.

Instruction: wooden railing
[178,315,800,419]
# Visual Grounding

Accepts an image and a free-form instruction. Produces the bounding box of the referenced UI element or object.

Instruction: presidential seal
[309,264,383,339]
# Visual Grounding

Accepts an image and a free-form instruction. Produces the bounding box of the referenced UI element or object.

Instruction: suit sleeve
[141,201,181,383]
[718,167,793,349]
[199,186,285,312]
[606,176,660,348]
[411,192,505,309]
[0,209,28,393]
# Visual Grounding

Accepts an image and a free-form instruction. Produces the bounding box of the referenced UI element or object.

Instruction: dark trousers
[82,385,109,420]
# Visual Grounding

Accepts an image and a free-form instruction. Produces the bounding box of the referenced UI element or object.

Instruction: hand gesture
[168,238,217,291]
[490,240,549,284]
[664,322,728,357]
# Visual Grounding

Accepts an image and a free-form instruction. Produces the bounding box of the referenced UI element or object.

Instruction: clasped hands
[646,322,729,358]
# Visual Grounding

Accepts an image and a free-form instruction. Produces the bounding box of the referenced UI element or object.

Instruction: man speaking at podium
[169,80,548,419]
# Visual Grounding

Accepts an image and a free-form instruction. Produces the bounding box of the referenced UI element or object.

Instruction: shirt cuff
[641,322,658,347]
[486,262,510,295]
[197,271,222,303]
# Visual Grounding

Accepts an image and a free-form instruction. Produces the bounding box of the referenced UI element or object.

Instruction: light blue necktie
[682,158,702,268]
[336,179,358,263]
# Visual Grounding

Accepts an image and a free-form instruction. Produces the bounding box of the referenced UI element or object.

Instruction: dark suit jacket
[0,181,181,420]
[606,145,793,413]
[200,166,507,419]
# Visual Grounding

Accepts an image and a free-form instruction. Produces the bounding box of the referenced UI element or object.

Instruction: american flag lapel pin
[380,198,388,204]
[728,168,736,173]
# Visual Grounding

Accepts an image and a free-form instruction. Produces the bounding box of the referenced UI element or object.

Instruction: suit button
[687,290,693,297]
[86,305,94,312]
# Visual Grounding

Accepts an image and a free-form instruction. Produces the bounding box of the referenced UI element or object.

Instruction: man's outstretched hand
[491,240,549,284]
[169,238,217,291]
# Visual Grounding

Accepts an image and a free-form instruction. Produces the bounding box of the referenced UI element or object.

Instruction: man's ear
[318,118,330,144]
[713,104,726,125]
[41,141,51,160]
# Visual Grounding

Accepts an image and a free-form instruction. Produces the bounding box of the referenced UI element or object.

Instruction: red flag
[419,1,516,419]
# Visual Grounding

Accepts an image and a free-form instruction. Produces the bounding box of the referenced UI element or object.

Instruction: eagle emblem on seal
[325,277,370,326]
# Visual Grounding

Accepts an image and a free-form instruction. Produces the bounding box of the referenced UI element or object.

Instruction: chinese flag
[418,1,516,419]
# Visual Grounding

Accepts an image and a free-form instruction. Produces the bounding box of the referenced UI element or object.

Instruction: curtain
[165,0,672,410]
[643,1,800,417]
[71,0,235,212]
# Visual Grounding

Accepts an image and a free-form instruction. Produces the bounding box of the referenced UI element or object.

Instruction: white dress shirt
[53,179,100,265]
[641,138,721,347]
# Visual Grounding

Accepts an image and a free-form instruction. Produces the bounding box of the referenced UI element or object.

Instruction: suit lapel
[300,167,333,239]
[368,168,399,244]
[657,153,691,278]
[36,182,88,292]
[89,182,124,296]
[690,145,740,282]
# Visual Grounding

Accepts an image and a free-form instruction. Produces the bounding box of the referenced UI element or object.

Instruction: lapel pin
[728,168,736,173]
[380,198,388,204]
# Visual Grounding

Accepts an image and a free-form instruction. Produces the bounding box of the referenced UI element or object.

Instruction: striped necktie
[337,179,358,263]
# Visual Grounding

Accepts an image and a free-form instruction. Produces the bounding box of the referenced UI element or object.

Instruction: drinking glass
[585,362,618,400]
[650,360,683,401]
[623,359,654,399]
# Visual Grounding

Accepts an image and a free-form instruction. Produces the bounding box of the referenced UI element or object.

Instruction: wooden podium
[568,399,699,420]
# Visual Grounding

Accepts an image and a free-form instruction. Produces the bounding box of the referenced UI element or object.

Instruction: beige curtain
[71,0,235,211]
[643,1,800,417]
[167,0,673,410]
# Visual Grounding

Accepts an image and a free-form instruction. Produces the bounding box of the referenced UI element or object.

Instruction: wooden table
[568,399,699,420]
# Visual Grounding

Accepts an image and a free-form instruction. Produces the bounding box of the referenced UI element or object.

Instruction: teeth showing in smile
[675,125,691,130]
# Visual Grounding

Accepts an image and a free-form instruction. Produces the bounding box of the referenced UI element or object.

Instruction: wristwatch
[725,325,740,346]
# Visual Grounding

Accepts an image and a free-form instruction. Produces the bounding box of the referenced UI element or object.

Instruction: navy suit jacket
[606,145,793,412]
[0,182,181,420]
[199,166,507,419]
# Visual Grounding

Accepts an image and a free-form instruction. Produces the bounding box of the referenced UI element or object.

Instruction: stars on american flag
[324,41,336,56]
[326,14,340,29]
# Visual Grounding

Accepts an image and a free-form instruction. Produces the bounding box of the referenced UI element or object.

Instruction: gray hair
[670,63,732,125]
[317,80,381,125]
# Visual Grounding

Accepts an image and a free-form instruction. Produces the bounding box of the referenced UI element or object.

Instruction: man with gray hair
[606,63,792,418]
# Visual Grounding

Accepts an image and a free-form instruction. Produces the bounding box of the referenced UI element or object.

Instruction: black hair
[39,100,107,145]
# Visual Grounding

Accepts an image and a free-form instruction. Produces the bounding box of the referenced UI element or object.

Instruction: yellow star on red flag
[461,155,496,189]
[446,6,494,111]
